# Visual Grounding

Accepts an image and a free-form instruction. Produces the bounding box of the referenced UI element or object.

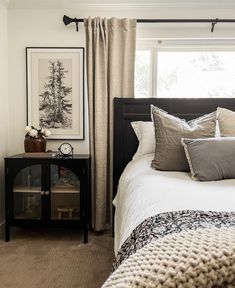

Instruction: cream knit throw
[103,228,235,288]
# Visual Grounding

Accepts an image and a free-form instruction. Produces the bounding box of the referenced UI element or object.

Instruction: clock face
[59,143,73,155]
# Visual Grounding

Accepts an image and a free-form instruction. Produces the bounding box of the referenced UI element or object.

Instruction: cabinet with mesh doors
[5,154,90,243]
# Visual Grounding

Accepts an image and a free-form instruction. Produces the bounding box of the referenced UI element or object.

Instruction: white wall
[8,2,235,156]
[8,9,88,155]
[0,0,8,225]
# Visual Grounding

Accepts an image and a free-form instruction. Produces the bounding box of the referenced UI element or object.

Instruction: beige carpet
[0,228,114,288]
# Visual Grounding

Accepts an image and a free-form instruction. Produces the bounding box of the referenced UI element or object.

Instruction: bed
[103,98,235,288]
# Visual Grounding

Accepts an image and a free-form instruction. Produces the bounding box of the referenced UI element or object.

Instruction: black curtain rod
[63,15,235,32]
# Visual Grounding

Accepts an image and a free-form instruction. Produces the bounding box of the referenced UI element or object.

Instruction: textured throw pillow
[151,106,216,171]
[217,107,235,136]
[131,121,155,160]
[182,137,235,181]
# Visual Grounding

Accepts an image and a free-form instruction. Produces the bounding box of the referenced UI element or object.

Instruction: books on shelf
[20,151,59,158]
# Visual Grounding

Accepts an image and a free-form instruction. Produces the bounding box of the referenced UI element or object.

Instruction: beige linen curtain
[84,17,136,231]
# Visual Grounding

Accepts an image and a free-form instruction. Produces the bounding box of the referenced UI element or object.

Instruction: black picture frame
[26,47,85,140]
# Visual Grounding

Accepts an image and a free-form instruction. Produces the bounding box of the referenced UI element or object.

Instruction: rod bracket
[211,18,219,33]
[75,19,79,32]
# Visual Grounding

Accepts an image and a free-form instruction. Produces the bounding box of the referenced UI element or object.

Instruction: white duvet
[113,154,235,255]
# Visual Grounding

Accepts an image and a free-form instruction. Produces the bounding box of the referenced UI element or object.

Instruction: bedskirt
[103,210,235,288]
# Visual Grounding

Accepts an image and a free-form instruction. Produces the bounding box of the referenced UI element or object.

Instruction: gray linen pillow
[217,107,235,136]
[151,106,216,171]
[182,137,235,181]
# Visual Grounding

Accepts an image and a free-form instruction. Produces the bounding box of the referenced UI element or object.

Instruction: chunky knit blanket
[103,227,235,288]
[102,210,235,288]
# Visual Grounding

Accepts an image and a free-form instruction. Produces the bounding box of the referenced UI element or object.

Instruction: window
[135,50,151,97]
[135,40,235,98]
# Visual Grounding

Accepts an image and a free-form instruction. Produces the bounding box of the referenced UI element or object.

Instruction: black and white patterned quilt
[113,210,235,271]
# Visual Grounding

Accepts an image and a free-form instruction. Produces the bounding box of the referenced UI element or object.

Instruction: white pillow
[131,121,155,160]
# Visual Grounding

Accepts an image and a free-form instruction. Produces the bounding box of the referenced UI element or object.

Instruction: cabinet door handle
[45,191,50,196]
[41,191,45,196]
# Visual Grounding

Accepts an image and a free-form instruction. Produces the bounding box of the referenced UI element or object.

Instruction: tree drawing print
[39,60,72,129]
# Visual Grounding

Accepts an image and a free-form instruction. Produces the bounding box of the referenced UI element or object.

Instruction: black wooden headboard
[113,97,235,200]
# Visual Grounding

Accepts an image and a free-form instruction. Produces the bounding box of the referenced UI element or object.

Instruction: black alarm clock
[58,143,73,157]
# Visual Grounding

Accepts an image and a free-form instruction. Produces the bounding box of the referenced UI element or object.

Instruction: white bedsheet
[113,154,235,255]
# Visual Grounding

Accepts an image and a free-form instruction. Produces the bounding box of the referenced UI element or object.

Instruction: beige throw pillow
[151,106,216,171]
[217,107,235,136]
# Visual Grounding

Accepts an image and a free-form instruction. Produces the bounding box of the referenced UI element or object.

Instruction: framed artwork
[26,47,84,140]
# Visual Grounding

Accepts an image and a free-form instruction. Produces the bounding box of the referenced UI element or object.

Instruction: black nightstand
[4,154,90,243]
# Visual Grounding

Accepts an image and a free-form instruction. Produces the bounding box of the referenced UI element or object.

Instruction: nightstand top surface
[5,153,90,160]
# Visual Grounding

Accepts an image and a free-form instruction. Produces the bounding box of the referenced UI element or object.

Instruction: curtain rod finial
[63,15,79,32]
